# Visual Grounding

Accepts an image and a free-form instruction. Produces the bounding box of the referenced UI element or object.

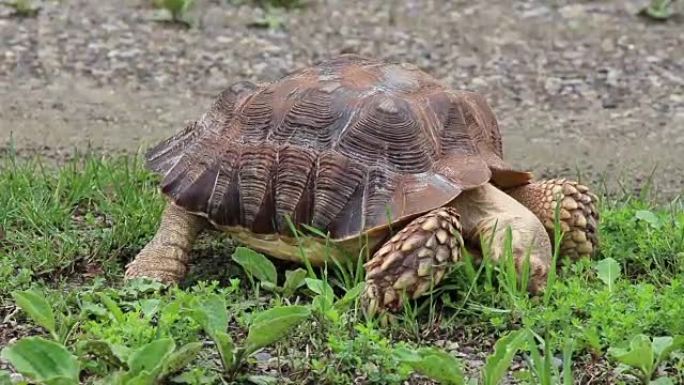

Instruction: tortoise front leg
[451,183,553,294]
[124,203,206,283]
[362,207,464,315]
[505,179,599,261]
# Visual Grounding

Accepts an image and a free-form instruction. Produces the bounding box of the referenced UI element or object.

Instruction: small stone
[254,351,272,363]
[544,77,563,94]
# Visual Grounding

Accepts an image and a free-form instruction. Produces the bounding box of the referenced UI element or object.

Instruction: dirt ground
[0,0,682,199]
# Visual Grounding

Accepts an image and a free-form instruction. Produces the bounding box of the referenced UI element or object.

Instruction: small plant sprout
[608,334,684,385]
[639,0,679,20]
[595,257,622,291]
[151,0,195,26]
[1,337,80,385]
[187,293,311,380]
[1,0,39,17]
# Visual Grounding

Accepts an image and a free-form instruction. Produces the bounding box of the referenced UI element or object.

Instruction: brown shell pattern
[145,55,531,240]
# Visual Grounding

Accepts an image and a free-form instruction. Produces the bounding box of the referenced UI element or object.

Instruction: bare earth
[0,0,682,199]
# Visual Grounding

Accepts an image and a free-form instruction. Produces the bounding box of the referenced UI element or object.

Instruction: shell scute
[145,55,531,240]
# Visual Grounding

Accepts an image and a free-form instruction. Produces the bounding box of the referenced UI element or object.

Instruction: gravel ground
[1,0,683,198]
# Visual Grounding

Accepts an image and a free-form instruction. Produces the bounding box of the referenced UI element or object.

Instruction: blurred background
[0,0,682,198]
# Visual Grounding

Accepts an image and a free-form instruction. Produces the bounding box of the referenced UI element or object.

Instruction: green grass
[0,153,683,385]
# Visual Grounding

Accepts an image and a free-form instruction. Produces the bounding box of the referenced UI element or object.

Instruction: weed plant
[0,152,682,384]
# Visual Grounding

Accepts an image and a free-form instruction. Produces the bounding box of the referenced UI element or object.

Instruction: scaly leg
[362,207,464,314]
[451,183,553,294]
[505,179,599,261]
[124,203,206,283]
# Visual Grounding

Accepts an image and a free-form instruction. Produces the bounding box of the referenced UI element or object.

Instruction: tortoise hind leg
[362,207,464,315]
[505,179,599,261]
[125,203,206,283]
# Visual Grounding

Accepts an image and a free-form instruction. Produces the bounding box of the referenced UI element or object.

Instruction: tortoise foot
[124,203,205,284]
[506,179,599,261]
[124,243,188,284]
[362,207,464,315]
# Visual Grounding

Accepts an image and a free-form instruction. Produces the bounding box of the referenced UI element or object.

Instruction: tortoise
[125,54,599,313]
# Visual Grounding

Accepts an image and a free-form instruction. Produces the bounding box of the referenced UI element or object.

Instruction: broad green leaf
[98,293,125,324]
[652,336,673,363]
[595,258,621,290]
[311,292,334,314]
[653,335,684,364]
[127,338,176,378]
[80,303,108,318]
[1,337,79,384]
[124,278,165,294]
[483,329,528,385]
[139,299,161,319]
[126,370,156,385]
[160,342,203,379]
[282,268,307,296]
[44,377,81,385]
[635,210,662,229]
[562,338,575,385]
[213,332,235,370]
[524,333,549,385]
[334,282,364,311]
[0,371,11,385]
[608,334,654,377]
[304,278,334,297]
[639,0,675,20]
[323,307,340,323]
[650,377,674,385]
[394,346,465,385]
[260,281,278,292]
[76,340,126,368]
[232,247,278,286]
[97,370,125,385]
[110,344,132,364]
[162,0,194,18]
[190,294,228,335]
[12,290,56,335]
[244,305,311,354]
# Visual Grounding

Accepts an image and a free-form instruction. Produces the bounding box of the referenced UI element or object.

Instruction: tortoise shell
[145,55,531,241]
